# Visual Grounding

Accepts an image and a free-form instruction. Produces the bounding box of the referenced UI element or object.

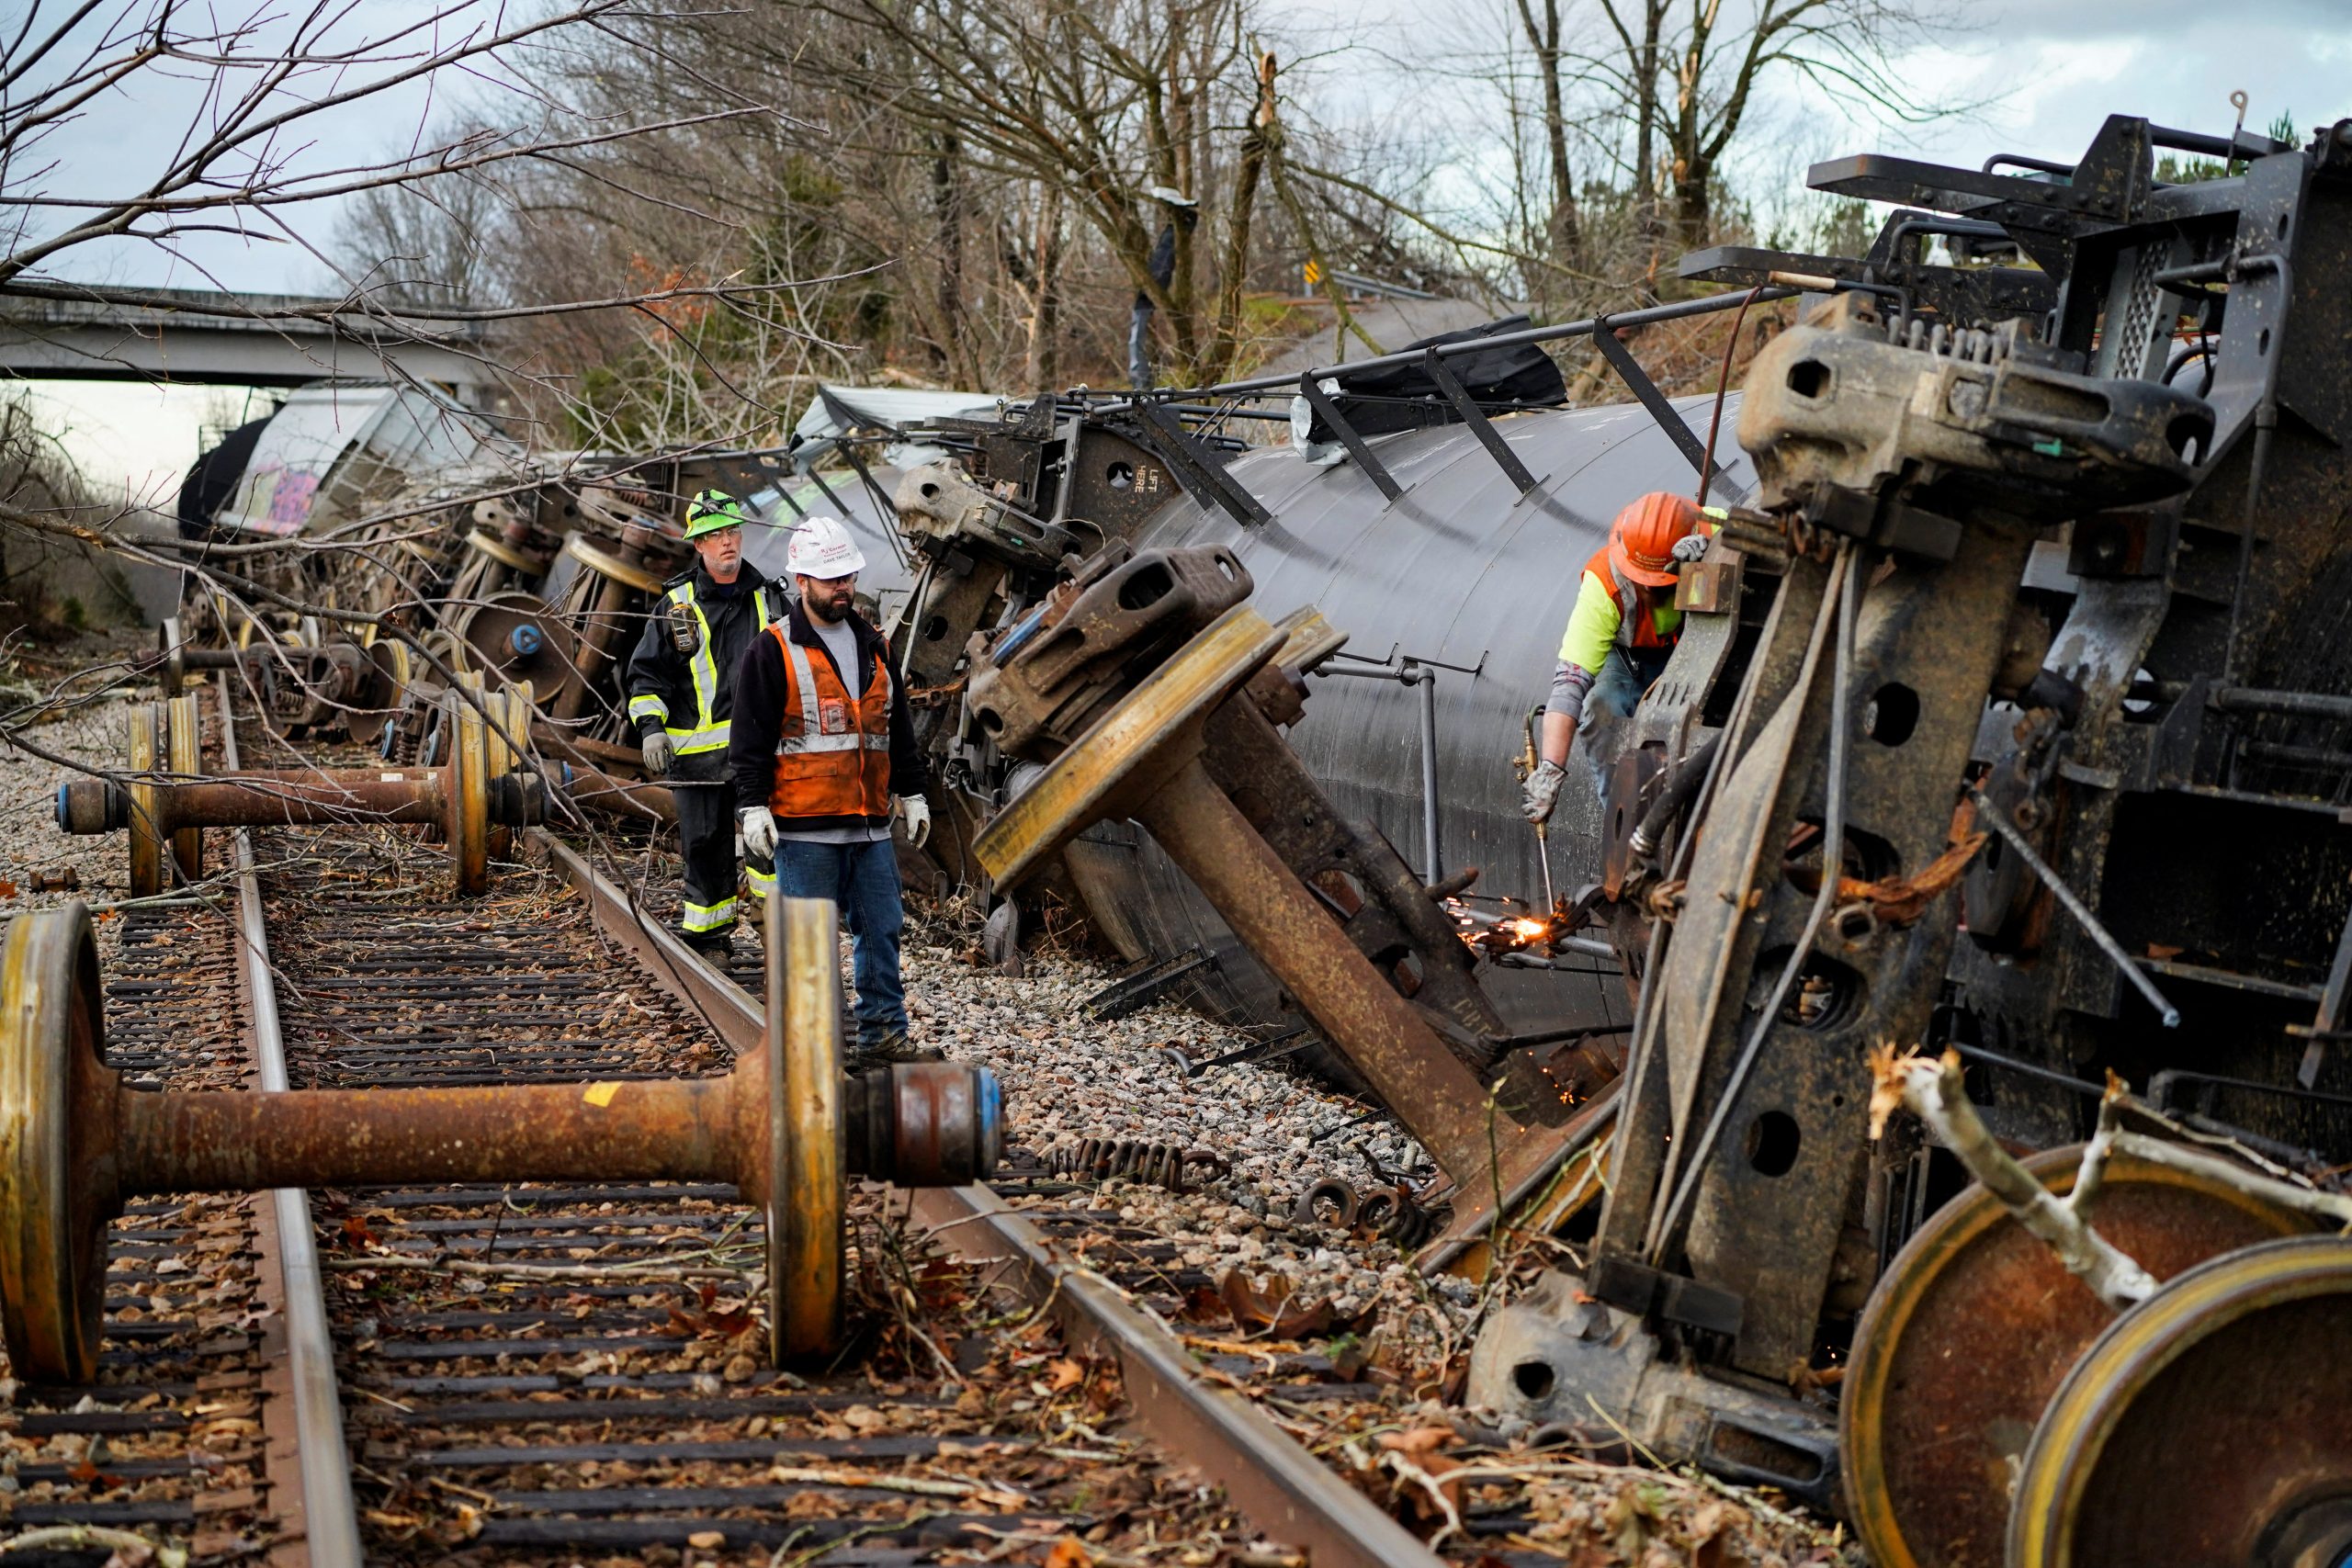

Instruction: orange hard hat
[1608,491,1702,588]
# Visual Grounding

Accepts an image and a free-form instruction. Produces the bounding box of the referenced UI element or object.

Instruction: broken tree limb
[2109,1131,2352,1228]
[1869,1045,2158,1312]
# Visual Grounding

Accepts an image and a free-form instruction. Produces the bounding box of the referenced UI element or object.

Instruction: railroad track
[2,681,1441,1568]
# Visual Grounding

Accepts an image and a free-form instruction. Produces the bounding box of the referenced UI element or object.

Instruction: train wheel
[0,906,120,1385]
[564,533,665,594]
[164,692,204,884]
[2008,1234,2352,1568]
[973,605,1283,889]
[447,688,490,894]
[1841,1145,2312,1568]
[345,638,413,748]
[126,703,164,898]
[767,896,844,1362]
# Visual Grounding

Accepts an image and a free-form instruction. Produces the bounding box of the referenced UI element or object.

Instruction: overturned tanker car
[899,113,2352,1562]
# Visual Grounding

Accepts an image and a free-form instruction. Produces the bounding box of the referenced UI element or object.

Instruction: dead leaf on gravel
[1042,1537,1091,1568]
[1217,1271,1375,1340]
[1377,1426,1464,1520]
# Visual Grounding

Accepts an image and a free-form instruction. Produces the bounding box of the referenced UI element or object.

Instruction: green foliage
[2155,153,2228,186]
[1810,199,1874,260]
[2154,109,2298,190]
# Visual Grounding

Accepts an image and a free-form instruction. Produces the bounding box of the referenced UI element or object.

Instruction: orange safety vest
[763,623,894,823]
[1580,545,1679,650]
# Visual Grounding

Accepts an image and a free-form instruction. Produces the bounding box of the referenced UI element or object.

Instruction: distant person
[624,491,782,955]
[1128,186,1198,390]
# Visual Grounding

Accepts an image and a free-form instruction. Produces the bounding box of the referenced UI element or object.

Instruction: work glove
[740,806,778,861]
[1671,532,1710,563]
[898,794,933,849]
[640,730,674,777]
[1521,759,1567,825]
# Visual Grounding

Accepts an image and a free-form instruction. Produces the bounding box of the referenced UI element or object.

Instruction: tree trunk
[928,134,965,379]
[1673,154,1713,256]
[1515,0,1583,275]
[1028,184,1064,392]
[1204,51,1277,383]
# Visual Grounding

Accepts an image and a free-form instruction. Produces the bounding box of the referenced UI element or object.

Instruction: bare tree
[1579,0,1966,260]
[794,0,1279,386]
[1510,0,1590,274]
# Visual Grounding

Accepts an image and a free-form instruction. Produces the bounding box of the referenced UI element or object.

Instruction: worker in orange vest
[729,514,936,1069]
[1522,491,1713,823]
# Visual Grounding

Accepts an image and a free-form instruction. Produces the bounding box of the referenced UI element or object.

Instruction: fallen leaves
[63,1456,123,1488]
[1187,1271,1377,1341]
[667,1280,756,1338]
[1374,1427,1465,1529]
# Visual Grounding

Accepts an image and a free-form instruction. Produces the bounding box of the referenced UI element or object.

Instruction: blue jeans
[1582,645,1675,792]
[762,839,907,1045]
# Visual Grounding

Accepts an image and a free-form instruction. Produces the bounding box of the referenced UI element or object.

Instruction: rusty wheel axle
[0,899,1002,1383]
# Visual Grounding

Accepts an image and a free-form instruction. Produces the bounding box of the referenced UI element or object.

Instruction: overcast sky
[6,0,2347,501]
[11,0,2348,297]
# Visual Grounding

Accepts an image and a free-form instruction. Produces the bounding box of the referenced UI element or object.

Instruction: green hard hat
[684,489,753,539]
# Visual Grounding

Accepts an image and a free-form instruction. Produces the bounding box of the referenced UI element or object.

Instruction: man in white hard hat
[624,490,785,956]
[728,513,936,1068]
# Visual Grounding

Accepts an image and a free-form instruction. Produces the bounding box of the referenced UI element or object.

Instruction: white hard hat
[786,513,866,579]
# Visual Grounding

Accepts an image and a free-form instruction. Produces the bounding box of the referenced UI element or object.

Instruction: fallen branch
[0,1527,187,1567]
[323,1253,750,1284]
[766,1466,1027,1506]
[2109,1131,2352,1227]
[1869,1045,2157,1311]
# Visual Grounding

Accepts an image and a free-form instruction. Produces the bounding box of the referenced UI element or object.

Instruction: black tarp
[1296,314,1567,446]
[175,415,271,538]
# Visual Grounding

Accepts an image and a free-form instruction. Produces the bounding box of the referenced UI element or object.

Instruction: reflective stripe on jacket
[652,577,775,754]
[1556,544,1681,671]
[764,621,893,822]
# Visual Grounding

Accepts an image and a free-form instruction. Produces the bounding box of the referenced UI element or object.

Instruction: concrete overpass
[0,283,503,408]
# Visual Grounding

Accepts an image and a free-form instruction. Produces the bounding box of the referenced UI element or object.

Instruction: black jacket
[728,594,930,826]
[623,561,782,742]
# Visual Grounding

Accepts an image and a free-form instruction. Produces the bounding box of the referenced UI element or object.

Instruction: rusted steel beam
[119,1077,742,1192]
[969,588,1568,1243]
[1134,758,1509,1183]
[552,761,677,824]
[58,766,534,831]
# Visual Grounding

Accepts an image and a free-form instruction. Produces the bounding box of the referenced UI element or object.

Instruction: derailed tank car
[914,110,2352,1562]
[1067,399,1758,1038]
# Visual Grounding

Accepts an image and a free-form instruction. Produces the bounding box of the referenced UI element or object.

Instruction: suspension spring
[1047,1136,1230,1195]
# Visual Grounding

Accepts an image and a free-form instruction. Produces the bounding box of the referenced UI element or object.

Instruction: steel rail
[215,684,366,1568]
[905,1184,1445,1568]
[526,829,1444,1568]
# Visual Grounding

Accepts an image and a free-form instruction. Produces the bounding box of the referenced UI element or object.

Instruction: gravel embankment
[0,629,146,921]
[899,914,1479,1337]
